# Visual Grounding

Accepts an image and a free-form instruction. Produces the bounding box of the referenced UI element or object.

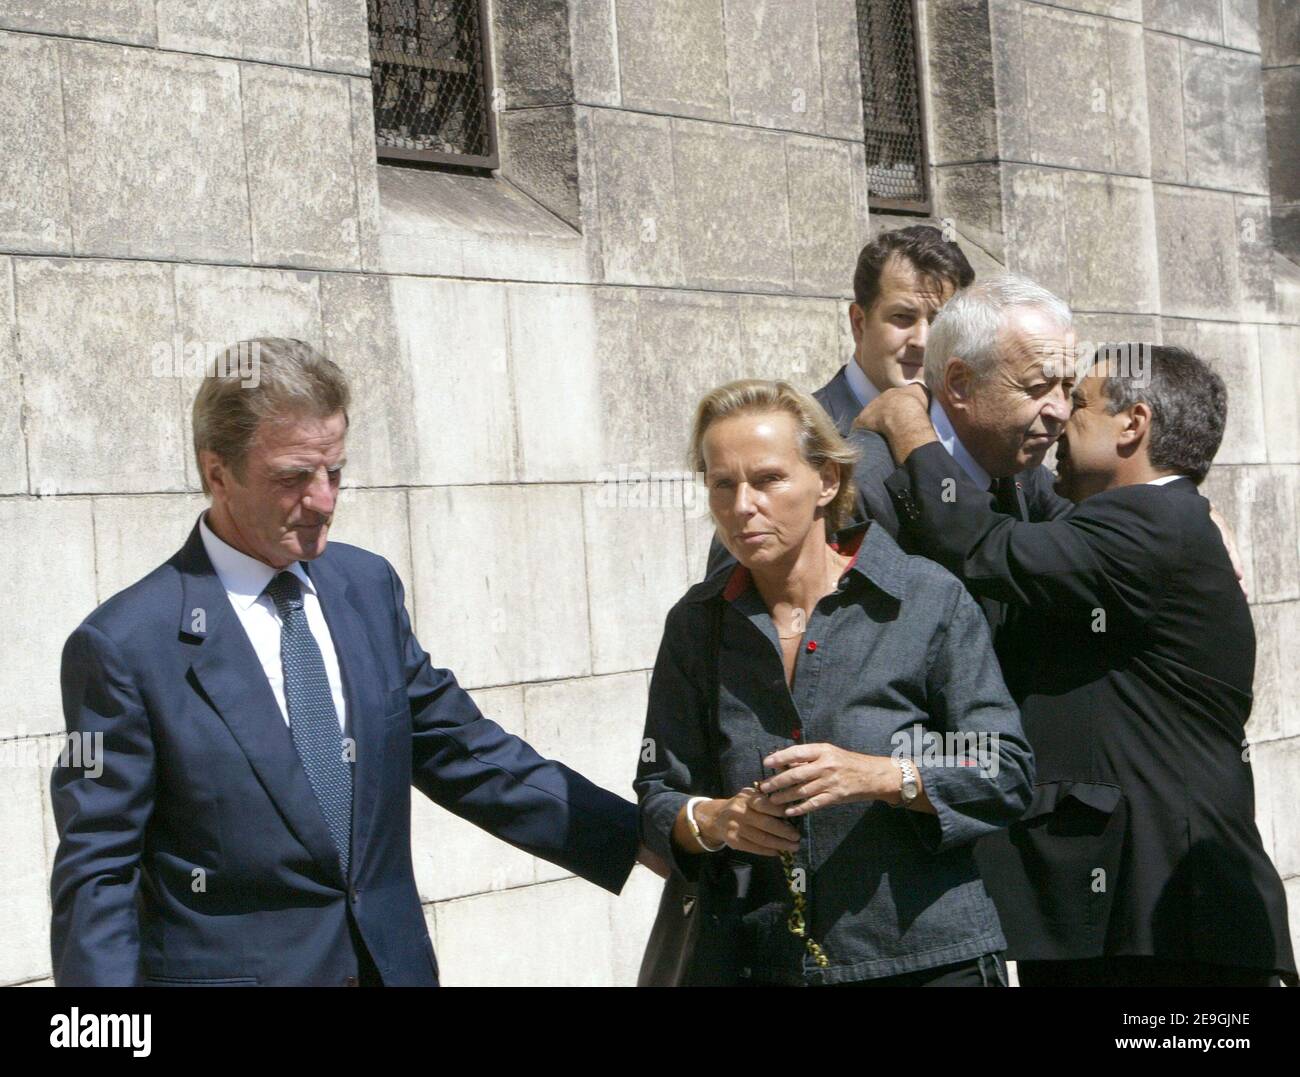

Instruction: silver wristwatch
[896,758,919,807]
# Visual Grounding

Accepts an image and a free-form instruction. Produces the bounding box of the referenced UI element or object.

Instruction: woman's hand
[758,744,908,816]
[681,787,802,856]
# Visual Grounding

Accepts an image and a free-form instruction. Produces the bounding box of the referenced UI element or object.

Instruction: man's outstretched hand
[854,383,937,466]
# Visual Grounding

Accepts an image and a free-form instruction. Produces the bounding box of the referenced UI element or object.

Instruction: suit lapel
[176,523,346,886]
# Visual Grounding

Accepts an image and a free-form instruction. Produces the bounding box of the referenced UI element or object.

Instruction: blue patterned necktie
[264,570,352,877]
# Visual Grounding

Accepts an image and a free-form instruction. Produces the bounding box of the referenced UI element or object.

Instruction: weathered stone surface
[16,259,186,495]
[326,488,414,600]
[348,78,383,273]
[1223,0,1262,53]
[61,43,250,262]
[1251,736,1300,878]
[589,110,683,287]
[407,485,590,688]
[0,0,156,43]
[785,136,868,297]
[988,0,1032,162]
[1107,20,1153,177]
[570,0,621,105]
[242,65,360,269]
[610,864,671,982]
[1153,184,1241,319]
[0,762,52,985]
[581,489,690,673]
[1062,173,1159,313]
[1033,0,1141,15]
[1260,0,1300,66]
[1246,467,1300,603]
[1142,0,1224,44]
[737,294,844,389]
[508,284,604,482]
[499,106,581,227]
[0,497,96,737]
[388,276,516,486]
[1002,166,1071,301]
[1144,30,1188,184]
[1264,66,1300,204]
[672,120,792,293]
[816,0,866,139]
[173,263,324,489]
[1236,195,1276,322]
[1273,203,1300,266]
[157,0,310,65]
[320,272,418,488]
[1159,319,1267,464]
[492,0,573,107]
[307,0,371,74]
[615,0,730,121]
[1258,325,1300,463]
[0,260,27,495]
[1181,40,1268,194]
[91,494,208,605]
[935,165,1006,250]
[1071,312,1161,352]
[724,0,825,133]
[1198,464,1258,597]
[927,0,998,164]
[0,34,70,254]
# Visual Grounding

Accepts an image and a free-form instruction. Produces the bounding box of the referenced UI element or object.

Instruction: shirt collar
[199,512,315,611]
[843,357,881,410]
[929,396,992,492]
[1146,474,1182,486]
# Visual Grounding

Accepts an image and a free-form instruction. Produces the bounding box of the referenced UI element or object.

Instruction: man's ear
[200,450,231,500]
[1118,401,1152,448]
[848,302,866,347]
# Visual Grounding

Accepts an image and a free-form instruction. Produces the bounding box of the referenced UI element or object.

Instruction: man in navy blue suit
[51,337,649,986]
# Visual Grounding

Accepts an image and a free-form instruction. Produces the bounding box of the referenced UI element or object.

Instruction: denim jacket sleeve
[906,579,1035,854]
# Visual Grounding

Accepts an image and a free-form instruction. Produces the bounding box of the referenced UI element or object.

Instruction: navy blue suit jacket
[51,519,638,986]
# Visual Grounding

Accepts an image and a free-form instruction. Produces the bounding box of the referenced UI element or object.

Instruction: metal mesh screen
[368,0,496,167]
[856,0,929,210]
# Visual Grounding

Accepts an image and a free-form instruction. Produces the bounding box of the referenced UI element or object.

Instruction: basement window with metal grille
[856,0,930,213]
[368,0,498,169]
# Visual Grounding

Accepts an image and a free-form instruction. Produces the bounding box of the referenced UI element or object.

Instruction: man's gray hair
[192,337,350,494]
[924,274,1074,390]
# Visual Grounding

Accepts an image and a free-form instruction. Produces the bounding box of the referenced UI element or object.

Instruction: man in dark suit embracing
[862,331,1296,986]
[51,338,648,986]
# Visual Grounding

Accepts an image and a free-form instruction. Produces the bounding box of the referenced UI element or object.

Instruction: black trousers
[1017,956,1282,987]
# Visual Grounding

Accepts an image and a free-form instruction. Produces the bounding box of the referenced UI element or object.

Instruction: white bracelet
[686,797,726,852]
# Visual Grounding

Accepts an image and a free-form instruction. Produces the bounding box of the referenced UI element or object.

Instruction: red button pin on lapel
[806,641,817,653]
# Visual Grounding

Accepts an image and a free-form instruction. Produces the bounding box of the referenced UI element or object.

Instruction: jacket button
[349,886,359,904]
[792,727,803,742]
[345,976,359,987]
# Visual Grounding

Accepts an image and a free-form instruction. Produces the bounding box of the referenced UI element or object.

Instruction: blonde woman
[635,380,1034,986]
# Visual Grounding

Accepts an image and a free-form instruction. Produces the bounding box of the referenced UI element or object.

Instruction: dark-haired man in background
[864,343,1295,986]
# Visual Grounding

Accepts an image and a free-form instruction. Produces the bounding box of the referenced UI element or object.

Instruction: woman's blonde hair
[689,379,860,534]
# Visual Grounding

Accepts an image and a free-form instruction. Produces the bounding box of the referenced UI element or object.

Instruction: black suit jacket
[884,444,1296,977]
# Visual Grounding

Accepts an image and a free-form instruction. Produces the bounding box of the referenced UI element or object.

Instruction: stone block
[508,284,603,482]
[581,488,690,674]
[786,136,868,298]
[91,494,208,605]
[1264,66,1300,204]
[1142,0,1224,44]
[1246,467,1300,603]
[308,0,371,74]
[0,260,27,495]
[1002,166,1071,301]
[1071,312,1161,352]
[407,485,590,688]
[610,864,671,984]
[1181,40,1268,194]
[1250,736,1300,878]
[615,0,730,121]
[1061,172,1159,314]
[1274,602,1300,740]
[589,110,683,287]
[61,43,250,262]
[0,762,52,985]
[1033,0,1141,14]
[1144,30,1188,184]
[491,0,573,107]
[927,0,999,164]
[1247,601,1286,742]
[0,498,97,738]
[737,294,844,389]
[433,876,620,985]
[16,259,186,495]
[348,78,384,273]
[1258,325,1300,463]
[816,0,866,139]
[387,276,515,486]
[498,106,581,227]
[1153,184,1241,319]
[1236,195,1276,322]
[673,120,792,293]
[156,0,310,65]
[1223,0,1262,52]
[934,165,1006,249]
[242,65,360,269]
[1197,464,1258,598]
[1260,0,1300,66]
[1106,20,1153,177]
[326,488,414,604]
[320,272,418,488]
[0,0,156,44]
[1274,203,1300,266]
[0,34,71,254]
[1159,319,1267,464]
[570,0,621,105]
[409,684,537,902]
[724,0,825,133]
[173,263,324,490]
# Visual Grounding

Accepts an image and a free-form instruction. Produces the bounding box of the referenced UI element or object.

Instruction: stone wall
[0,0,1292,986]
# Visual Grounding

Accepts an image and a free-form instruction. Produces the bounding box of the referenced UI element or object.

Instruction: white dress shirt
[1146,474,1182,486]
[929,396,993,491]
[844,357,882,410]
[199,514,348,731]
